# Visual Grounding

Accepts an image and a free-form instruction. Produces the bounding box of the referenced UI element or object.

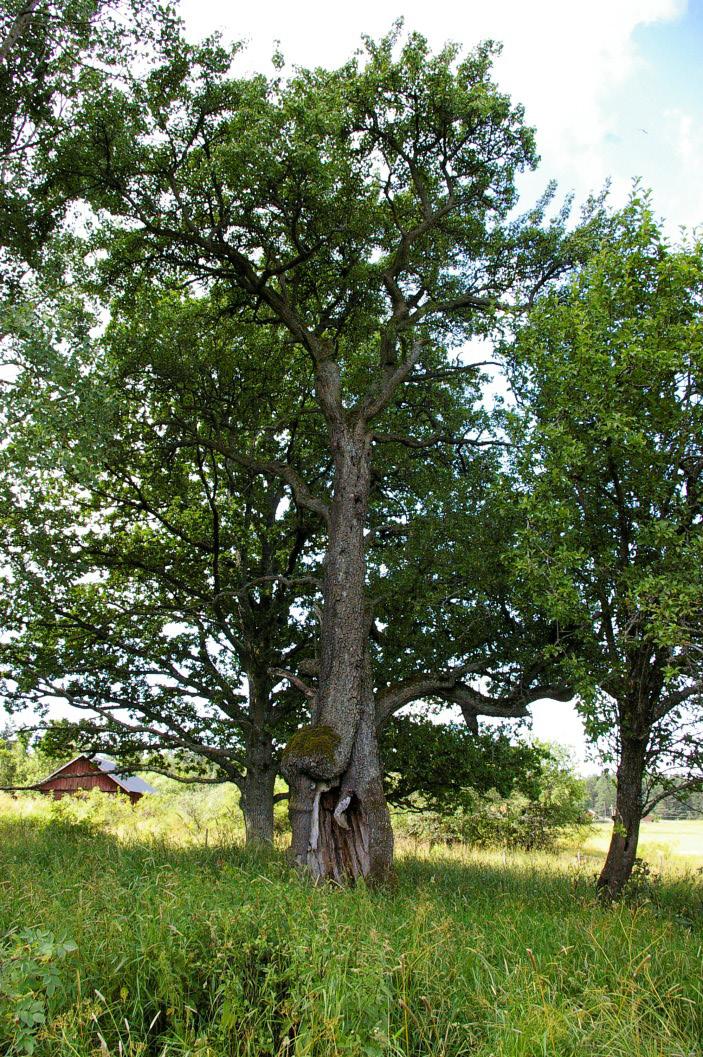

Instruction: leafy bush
[382,718,551,812]
[0,929,77,1055]
[398,747,590,850]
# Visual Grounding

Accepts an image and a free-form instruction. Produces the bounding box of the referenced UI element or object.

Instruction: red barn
[34,754,155,804]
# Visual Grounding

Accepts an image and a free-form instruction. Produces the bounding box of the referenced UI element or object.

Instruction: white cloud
[661,107,703,230]
[487,0,684,195]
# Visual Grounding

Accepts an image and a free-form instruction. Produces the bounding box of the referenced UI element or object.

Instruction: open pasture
[583,820,703,873]
[1,797,701,1057]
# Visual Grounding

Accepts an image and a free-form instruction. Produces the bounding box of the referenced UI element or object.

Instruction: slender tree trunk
[241,674,277,846]
[0,0,42,66]
[241,759,276,845]
[597,733,647,898]
[283,422,393,884]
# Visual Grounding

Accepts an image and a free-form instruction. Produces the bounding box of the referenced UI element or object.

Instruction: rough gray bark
[282,421,393,884]
[597,733,647,898]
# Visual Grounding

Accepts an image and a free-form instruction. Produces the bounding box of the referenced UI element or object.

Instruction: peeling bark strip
[282,422,393,884]
[316,790,370,880]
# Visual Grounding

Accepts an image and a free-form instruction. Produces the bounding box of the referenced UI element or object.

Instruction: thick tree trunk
[282,422,393,884]
[286,655,393,883]
[597,734,647,898]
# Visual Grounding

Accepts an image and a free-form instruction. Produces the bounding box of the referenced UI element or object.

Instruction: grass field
[1,795,701,1057]
[583,819,703,871]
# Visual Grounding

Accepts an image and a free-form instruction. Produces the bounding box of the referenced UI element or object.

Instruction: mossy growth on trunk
[282,725,340,781]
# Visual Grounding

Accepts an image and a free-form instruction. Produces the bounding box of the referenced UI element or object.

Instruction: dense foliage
[394,739,588,850]
[0,5,700,893]
[0,21,592,878]
[507,195,703,893]
[0,0,177,279]
[381,715,551,810]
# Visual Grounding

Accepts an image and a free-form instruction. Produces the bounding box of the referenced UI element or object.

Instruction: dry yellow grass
[582,818,703,872]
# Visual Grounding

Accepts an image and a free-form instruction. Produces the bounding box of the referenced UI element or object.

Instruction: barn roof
[93,756,156,794]
[37,754,156,794]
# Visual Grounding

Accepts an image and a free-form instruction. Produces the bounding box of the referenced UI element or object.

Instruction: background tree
[583,773,616,818]
[0,279,325,844]
[0,724,59,788]
[381,715,550,813]
[0,0,178,281]
[507,194,703,896]
[42,25,596,882]
[395,737,588,852]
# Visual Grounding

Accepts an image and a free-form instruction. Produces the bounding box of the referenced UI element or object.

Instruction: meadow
[584,820,703,873]
[0,793,701,1057]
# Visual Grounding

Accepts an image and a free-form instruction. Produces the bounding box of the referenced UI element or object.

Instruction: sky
[172,0,702,768]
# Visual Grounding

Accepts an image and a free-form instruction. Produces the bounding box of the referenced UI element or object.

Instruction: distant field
[583,819,703,871]
[0,794,702,1057]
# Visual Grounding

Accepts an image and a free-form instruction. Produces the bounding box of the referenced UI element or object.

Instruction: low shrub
[399,781,590,851]
[0,929,77,1055]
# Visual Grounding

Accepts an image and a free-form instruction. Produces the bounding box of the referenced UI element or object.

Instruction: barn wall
[35,757,142,802]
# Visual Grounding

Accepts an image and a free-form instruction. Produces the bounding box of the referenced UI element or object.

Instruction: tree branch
[0,0,41,65]
[376,671,573,730]
[269,667,317,701]
[354,338,425,423]
[188,432,331,525]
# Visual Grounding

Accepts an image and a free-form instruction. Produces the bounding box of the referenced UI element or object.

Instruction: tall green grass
[0,802,701,1056]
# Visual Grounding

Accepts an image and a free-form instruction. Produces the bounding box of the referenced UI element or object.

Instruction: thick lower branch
[375,669,571,728]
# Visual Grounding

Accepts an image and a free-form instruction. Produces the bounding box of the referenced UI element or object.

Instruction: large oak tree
[1,265,563,846]
[31,26,591,881]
